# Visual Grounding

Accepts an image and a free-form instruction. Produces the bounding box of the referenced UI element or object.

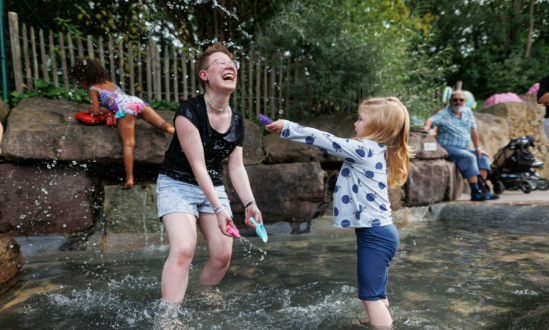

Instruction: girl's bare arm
[87,89,101,115]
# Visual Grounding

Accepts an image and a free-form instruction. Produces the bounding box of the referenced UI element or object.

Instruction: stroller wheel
[494,181,505,195]
[520,181,533,194]
[527,179,539,190]
[538,178,549,191]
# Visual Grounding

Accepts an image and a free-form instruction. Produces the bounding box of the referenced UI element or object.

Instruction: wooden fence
[6,11,304,120]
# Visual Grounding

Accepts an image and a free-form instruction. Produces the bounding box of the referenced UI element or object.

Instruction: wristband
[244,200,255,210]
[213,205,225,214]
[475,147,481,151]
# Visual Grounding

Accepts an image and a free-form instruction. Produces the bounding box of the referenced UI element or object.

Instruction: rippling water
[1,218,549,329]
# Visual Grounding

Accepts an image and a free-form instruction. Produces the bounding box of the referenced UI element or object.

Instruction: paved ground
[457,189,549,206]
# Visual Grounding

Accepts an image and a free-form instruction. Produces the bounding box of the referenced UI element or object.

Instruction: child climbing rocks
[71,59,174,189]
[265,97,412,328]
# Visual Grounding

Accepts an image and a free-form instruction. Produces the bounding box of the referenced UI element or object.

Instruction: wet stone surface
[0,218,548,329]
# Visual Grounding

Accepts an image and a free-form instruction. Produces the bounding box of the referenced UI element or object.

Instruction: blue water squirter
[248,217,268,242]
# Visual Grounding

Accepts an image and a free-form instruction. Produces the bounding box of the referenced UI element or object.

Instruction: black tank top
[159,94,245,186]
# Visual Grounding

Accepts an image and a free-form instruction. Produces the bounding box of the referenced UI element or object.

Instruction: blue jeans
[443,146,490,179]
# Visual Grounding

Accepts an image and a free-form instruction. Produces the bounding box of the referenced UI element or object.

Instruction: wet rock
[389,186,404,211]
[471,112,509,158]
[102,184,161,233]
[0,234,23,295]
[0,99,8,127]
[224,162,327,222]
[404,160,460,206]
[1,97,263,165]
[409,131,448,159]
[0,163,94,236]
[263,113,356,164]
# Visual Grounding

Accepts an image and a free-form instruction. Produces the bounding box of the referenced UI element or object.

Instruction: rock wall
[0,234,23,294]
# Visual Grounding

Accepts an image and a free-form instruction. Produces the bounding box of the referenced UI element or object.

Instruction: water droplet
[63,224,67,228]
[279,110,283,114]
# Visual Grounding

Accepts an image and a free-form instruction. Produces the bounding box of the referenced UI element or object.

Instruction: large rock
[518,94,538,103]
[0,163,95,236]
[0,99,8,127]
[1,97,263,165]
[102,184,161,233]
[472,112,510,158]
[478,101,549,178]
[409,131,448,159]
[263,113,356,164]
[404,160,461,207]
[0,234,23,295]
[224,162,327,222]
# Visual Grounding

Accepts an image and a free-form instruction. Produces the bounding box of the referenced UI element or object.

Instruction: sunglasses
[451,98,465,102]
[204,58,240,71]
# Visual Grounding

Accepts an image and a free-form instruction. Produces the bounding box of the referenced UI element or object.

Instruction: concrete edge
[430,203,549,224]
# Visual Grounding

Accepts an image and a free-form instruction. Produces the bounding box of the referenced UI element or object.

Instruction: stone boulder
[0,234,23,295]
[404,160,461,207]
[0,99,8,127]
[0,163,95,236]
[472,112,509,158]
[518,94,538,103]
[102,184,161,233]
[409,131,448,159]
[224,162,327,222]
[263,113,356,164]
[1,97,263,165]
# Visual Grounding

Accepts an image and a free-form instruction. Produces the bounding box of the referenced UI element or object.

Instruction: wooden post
[87,35,94,60]
[137,42,142,98]
[77,36,84,60]
[49,31,59,88]
[456,81,463,91]
[118,40,125,91]
[108,37,115,84]
[263,65,267,115]
[241,54,246,116]
[146,48,152,102]
[98,37,105,68]
[197,49,204,94]
[155,44,162,100]
[294,59,299,118]
[285,57,290,117]
[128,43,135,96]
[164,45,170,102]
[39,29,49,83]
[22,24,32,89]
[8,13,23,93]
[67,34,75,69]
[182,48,188,100]
[248,57,253,119]
[190,49,196,98]
[30,27,39,84]
[59,32,69,91]
[255,58,261,118]
[173,47,178,102]
[269,56,276,119]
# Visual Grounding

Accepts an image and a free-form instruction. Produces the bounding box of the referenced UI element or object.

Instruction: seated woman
[71,59,174,189]
[157,43,262,303]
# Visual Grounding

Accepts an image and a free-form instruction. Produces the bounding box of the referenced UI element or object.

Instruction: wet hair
[356,97,413,187]
[196,43,233,89]
[70,58,109,84]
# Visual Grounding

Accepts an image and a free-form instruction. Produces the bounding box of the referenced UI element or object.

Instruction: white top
[281,120,392,228]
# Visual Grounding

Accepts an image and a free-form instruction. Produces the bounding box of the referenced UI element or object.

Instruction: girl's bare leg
[363,300,393,328]
[139,106,175,134]
[161,213,198,302]
[117,114,136,189]
[197,212,233,285]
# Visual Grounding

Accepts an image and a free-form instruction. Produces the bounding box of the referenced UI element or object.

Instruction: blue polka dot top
[280,120,392,228]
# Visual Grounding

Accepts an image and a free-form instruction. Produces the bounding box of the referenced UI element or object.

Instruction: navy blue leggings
[356,224,399,301]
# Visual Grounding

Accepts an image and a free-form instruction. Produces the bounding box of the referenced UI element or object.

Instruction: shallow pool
[1,218,549,329]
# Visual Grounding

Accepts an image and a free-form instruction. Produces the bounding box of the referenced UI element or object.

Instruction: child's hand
[245,204,263,229]
[265,120,284,135]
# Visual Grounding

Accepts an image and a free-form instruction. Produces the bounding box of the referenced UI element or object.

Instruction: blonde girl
[265,97,411,328]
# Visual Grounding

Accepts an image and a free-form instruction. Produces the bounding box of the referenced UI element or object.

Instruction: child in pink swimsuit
[71,59,175,189]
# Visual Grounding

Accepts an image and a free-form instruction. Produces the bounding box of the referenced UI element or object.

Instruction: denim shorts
[156,174,233,220]
[356,224,399,301]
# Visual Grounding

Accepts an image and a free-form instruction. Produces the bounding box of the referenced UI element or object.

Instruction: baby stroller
[488,135,537,194]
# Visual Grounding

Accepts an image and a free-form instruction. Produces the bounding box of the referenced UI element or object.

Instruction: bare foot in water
[123,178,134,189]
